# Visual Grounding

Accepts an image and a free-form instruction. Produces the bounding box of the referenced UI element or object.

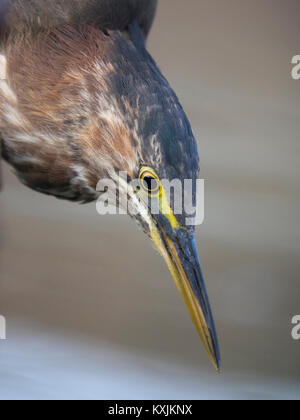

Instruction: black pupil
[142,176,158,192]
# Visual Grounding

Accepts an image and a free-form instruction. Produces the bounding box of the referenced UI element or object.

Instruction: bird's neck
[1,25,144,201]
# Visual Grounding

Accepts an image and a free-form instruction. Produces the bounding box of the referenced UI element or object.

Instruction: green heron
[0,0,220,370]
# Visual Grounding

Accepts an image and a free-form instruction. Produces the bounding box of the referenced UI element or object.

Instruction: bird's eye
[139,167,161,195]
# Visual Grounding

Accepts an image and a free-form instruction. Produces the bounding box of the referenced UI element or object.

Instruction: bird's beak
[150,219,221,371]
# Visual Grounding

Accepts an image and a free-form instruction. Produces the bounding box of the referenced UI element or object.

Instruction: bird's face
[121,163,220,371]
[0,21,220,368]
[87,29,221,370]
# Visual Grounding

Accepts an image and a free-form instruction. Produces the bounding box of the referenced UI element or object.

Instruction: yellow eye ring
[139,167,161,195]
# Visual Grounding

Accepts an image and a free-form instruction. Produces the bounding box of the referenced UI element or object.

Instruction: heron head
[1,22,220,370]
[88,25,220,370]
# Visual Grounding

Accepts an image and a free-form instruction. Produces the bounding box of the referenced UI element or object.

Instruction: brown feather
[1,25,139,202]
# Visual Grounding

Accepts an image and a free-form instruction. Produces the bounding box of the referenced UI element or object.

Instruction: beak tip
[215,360,222,373]
[210,352,221,373]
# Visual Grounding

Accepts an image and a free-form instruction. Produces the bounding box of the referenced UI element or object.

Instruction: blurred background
[0,0,300,400]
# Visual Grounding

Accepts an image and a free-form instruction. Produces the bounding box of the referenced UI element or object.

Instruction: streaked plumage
[0,0,221,370]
